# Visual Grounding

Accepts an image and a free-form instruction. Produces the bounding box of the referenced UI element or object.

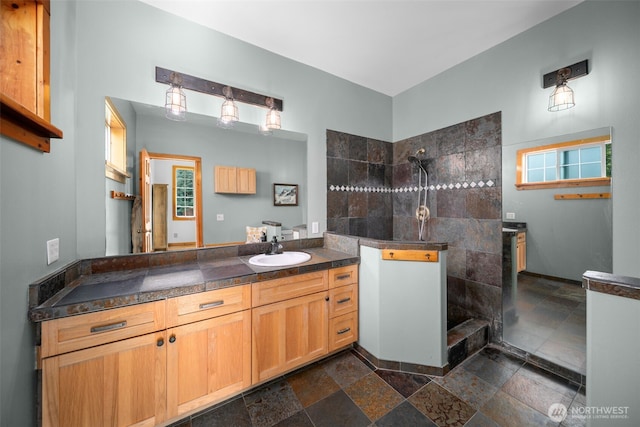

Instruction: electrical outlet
[216,214,224,221]
[311,221,319,234]
[506,212,516,220]
[47,238,59,265]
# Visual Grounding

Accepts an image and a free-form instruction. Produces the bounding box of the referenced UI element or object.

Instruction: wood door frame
[146,152,204,249]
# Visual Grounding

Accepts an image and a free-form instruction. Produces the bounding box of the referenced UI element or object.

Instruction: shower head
[408,154,428,173]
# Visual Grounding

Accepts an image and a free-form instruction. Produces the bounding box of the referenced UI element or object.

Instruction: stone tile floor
[169,347,585,427]
[503,274,586,375]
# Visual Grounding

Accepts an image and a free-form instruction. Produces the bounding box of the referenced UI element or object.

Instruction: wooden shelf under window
[0,93,63,152]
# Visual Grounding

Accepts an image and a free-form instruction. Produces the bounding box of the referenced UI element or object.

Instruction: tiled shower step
[447,318,489,369]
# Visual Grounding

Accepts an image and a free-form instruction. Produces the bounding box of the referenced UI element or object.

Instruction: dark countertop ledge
[29,246,358,322]
[28,234,449,322]
[583,270,640,301]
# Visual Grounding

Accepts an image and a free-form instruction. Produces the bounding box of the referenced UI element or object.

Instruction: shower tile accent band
[329,179,496,193]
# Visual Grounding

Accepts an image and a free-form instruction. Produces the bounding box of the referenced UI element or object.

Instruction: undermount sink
[248,251,311,267]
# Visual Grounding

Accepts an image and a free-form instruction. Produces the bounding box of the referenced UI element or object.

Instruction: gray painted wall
[393,1,639,279]
[1,1,638,425]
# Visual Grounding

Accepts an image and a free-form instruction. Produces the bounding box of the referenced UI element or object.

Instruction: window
[516,135,611,190]
[173,166,195,220]
[105,97,128,183]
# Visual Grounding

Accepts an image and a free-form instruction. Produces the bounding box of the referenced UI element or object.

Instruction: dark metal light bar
[155,66,283,111]
[542,60,589,88]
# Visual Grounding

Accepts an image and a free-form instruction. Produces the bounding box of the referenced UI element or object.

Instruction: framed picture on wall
[273,183,298,206]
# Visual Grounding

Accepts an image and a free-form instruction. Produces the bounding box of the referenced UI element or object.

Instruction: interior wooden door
[140,149,152,252]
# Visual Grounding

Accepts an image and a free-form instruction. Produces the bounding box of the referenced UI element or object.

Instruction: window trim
[105,97,129,183]
[515,135,611,190]
[172,165,195,221]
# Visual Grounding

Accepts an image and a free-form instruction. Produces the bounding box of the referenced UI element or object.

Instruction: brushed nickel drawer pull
[199,300,224,310]
[336,273,351,280]
[90,321,127,334]
[337,297,351,304]
[337,327,351,335]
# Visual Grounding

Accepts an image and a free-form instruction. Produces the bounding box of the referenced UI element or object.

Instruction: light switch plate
[506,212,516,220]
[47,238,59,265]
[311,222,319,234]
[216,214,224,221]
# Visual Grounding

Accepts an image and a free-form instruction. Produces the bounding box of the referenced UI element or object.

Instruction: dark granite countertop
[29,243,358,322]
[582,270,640,301]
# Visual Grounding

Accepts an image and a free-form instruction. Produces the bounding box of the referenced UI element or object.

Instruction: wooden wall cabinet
[214,165,256,194]
[1,0,63,152]
[516,231,527,272]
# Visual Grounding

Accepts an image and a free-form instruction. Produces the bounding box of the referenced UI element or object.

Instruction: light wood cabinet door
[252,291,329,383]
[42,331,167,427]
[214,166,237,193]
[166,310,251,419]
[236,168,256,194]
[516,232,526,272]
[214,166,256,194]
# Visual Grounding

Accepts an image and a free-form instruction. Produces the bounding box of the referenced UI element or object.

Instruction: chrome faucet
[266,236,283,255]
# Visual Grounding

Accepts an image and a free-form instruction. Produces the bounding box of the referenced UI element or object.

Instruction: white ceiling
[139,0,582,96]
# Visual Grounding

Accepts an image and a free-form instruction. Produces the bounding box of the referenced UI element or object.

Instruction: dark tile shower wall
[394,113,503,339]
[326,130,394,239]
[326,111,503,339]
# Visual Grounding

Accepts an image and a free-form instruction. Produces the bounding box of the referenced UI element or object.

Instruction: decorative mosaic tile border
[329,179,496,193]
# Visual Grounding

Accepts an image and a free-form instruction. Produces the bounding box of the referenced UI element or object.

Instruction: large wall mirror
[105,97,308,256]
[501,126,612,376]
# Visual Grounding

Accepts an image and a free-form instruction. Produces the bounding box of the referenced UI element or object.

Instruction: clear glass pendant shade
[165,85,187,121]
[265,108,281,130]
[220,98,239,123]
[548,82,575,112]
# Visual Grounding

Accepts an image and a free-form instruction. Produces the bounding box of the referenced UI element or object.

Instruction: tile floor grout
[170,346,586,427]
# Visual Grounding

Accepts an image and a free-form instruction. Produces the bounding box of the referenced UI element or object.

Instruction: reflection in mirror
[105,98,308,256]
[502,127,612,376]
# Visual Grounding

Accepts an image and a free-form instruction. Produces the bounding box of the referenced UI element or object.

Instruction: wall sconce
[543,60,589,112]
[156,67,283,128]
[164,72,187,121]
[219,86,239,127]
[264,97,281,130]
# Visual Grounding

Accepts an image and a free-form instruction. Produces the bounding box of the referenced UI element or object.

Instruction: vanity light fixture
[155,67,283,126]
[264,97,281,130]
[219,86,239,127]
[543,60,589,112]
[164,72,187,121]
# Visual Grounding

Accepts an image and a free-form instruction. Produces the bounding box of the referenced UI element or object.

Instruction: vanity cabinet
[38,264,358,426]
[516,231,527,272]
[328,265,359,352]
[165,286,251,419]
[251,271,329,383]
[40,301,167,427]
[214,165,256,194]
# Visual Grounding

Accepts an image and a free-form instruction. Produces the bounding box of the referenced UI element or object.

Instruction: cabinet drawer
[329,284,358,318]
[167,285,251,327]
[252,271,328,307]
[328,265,358,289]
[41,300,166,358]
[329,312,358,352]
